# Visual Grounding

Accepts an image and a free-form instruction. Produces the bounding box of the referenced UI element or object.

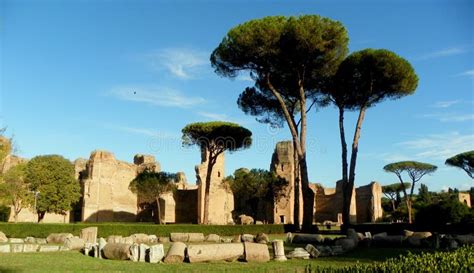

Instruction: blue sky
[1,0,473,191]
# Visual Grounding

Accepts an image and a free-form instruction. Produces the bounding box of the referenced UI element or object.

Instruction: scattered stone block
[238,214,254,225]
[170,233,188,242]
[65,237,85,250]
[80,227,98,245]
[59,246,70,251]
[36,238,47,244]
[456,235,474,245]
[102,243,132,260]
[188,243,244,263]
[157,236,169,243]
[107,235,123,244]
[148,235,158,244]
[244,242,270,262]
[232,235,241,243]
[39,245,60,252]
[188,233,205,242]
[403,230,414,237]
[287,247,310,259]
[272,240,287,261]
[291,234,324,244]
[373,235,406,247]
[205,234,220,243]
[130,244,139,262]
[241,234,255,243]
[220,237,232,243]
[255,233,269,244]
[305,244,320,258]
[412,232,432,239]
[148,244,164,263]
[25,237,36,244]
[163,242,186,264]
[255,221,264,225]
[372,232,387,239]
[335,238,356,251]
[0,231,7,243]
[11,244,24,253]
[0,244,10,253]
[23,244,39,253]
[139,243,149,262]
[286,232,293,243]
[98,238,107,258]
[131,233,149,244]
[364,232,372,239]
[331,246,344,255]
[122,236,134,245]
[47,233,73,244]
[9,238,24,244]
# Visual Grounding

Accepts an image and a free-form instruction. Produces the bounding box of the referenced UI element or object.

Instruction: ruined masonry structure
[79,151,160,222]
[195,148,234,224]
[270,140,383,224]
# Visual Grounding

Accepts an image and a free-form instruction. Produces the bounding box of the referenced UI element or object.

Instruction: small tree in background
[0,163,32,222]
[25,155,80,222]
[224,168,288,222]
[324,49,418,226]
[383,161,437,223]
[182,121,252,224]
[382,182,411,212]
[445,151,474,179]
[129,171,177,224]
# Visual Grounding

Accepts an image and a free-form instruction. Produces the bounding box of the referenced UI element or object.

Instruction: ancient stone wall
[313,181,357,224]
[355,182,383,223]
[195,148,234,224]
[270,141,297,224]
[458,192,472,208]
[80,151,159,222]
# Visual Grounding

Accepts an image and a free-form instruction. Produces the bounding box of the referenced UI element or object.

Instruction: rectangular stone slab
[187,243,244,263]
[244,242,270,262]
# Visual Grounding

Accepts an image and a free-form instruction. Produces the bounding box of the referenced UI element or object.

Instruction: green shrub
[416,197,471,229]
[306,246,474,272]
[0,222,284,238]
[0,205,10,222]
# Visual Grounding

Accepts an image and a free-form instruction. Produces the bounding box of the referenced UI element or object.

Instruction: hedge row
[307,245,474,272]
[0,223,285,238]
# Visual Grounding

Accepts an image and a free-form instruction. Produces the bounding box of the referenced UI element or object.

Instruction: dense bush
[0,205,10,222]
[0,222,285,238]
[416,196,472,229]
[307,246,474,272]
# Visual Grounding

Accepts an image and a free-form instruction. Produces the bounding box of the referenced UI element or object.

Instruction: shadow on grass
[0,267,21,273]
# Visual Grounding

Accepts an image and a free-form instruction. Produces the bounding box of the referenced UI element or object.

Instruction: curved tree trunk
[344,106,367,226]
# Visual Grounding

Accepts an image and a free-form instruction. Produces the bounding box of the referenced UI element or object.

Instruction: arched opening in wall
[281,165,284,172]
[218,171,221,178]
[280,215,285,224]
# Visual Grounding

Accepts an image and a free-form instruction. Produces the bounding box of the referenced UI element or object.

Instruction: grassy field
[0,243,429,273]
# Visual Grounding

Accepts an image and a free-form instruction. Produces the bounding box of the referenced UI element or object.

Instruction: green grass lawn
[0,247,429,273]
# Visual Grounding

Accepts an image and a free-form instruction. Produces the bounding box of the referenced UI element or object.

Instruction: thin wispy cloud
[396,132,474,160]
[456,69,474,79]
[109,85,206,108]
[197,111,230,121]
[105,124,180,139]
[431,100,460,108]
[417,46,468,60]
[147,48,209,79]
[422,112,474,122]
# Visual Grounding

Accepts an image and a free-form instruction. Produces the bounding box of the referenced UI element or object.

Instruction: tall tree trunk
[293,140,301,226]
[338,106,351,228]
[391,199,396,212]
[299,156,314,231]
[406,198,413,224]
[202,155,215,224]
[395,173,411,223]
[344,106,367,226]
[156,197,162,224]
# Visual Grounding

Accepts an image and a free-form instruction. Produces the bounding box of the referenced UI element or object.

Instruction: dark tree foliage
[129,171,177,224]
[225,168,288,222]
[25,155,81,222]
[384,161,437,223]
[445,150,474,179]
[182,121,252,224]
[382,182,411,211]
[324,49,418,226]
[416,194,472,229]
[211,15,348,229]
